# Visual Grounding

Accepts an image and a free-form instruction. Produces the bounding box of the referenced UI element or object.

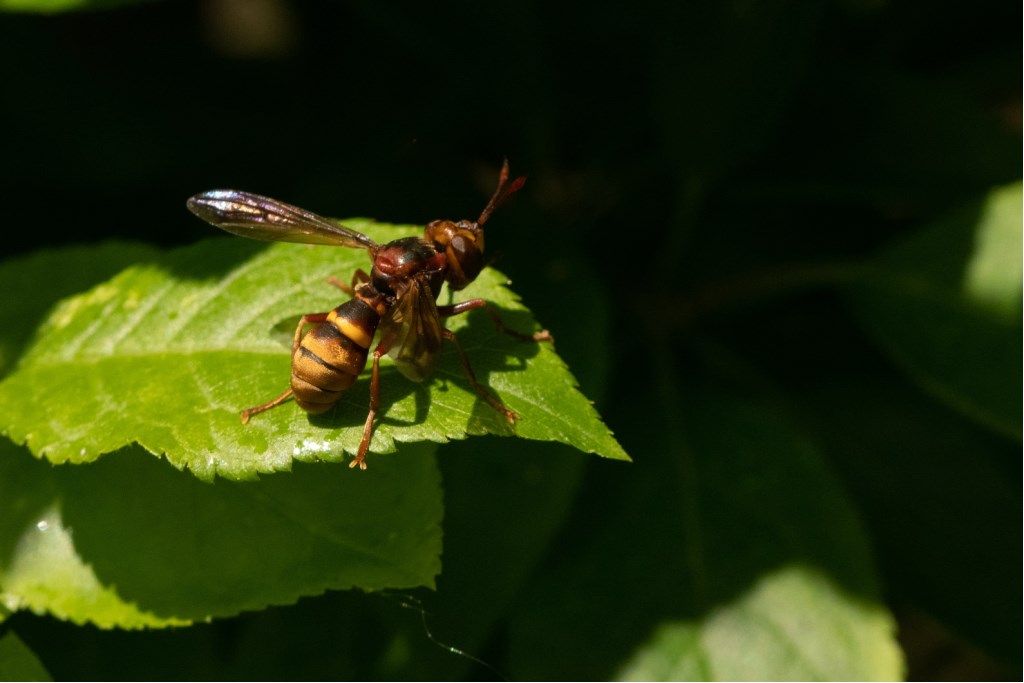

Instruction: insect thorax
[371,236,446,295]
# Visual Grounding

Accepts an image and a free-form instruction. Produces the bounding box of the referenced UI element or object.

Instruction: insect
[186,161,550,470]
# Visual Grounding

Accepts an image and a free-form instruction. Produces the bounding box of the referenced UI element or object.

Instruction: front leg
[325,270,370,296]
[436,298,552,342]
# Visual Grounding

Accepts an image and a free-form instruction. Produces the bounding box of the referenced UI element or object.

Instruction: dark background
[2,0,1020,680]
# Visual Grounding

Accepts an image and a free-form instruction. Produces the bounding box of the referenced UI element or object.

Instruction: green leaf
[617,566,899,681]
[0,242,158,377]
[796,370,1021,668]
[375,442,589,680]
[370,250,611,679]
[848,183,1022,437]
[164,444,591,680]
[0,439,441,628]
[0,0,145,13]
[506,370,902,680]
[0,622,50,682]
[0,221,627,480]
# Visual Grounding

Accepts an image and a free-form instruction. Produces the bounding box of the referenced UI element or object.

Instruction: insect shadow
[271,303,549,437]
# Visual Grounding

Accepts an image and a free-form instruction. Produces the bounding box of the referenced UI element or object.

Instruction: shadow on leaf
[0,441,442,625]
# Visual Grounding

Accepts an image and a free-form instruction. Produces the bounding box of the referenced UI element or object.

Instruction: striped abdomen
[291,298,380,413]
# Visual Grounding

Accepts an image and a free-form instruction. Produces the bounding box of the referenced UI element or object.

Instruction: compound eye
[447,232,483,289]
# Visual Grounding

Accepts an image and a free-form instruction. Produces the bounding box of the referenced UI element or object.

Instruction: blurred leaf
[958,186,1022,317]
[506,372,902,680]
[797,370,1021,668]
[7,597,369,680]
[0,440,441,628]
[0,221,627,481]
[376,442,589,679]
[0,243,158,376]
[848,183,1022,437]
[0,618,50,681]
[617,566,898,681]
[0,0,147,12]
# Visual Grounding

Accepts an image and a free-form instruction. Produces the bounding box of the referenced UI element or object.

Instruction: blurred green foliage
[0,0,1019,680]
[0,614,50,681]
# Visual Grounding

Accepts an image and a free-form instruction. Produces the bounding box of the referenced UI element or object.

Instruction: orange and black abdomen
[290,298,380,413]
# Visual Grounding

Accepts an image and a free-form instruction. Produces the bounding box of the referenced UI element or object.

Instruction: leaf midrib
[13,345,623,457]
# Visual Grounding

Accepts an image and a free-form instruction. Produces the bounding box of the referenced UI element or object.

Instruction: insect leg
[293,312,330,355]
[437,299,552,342]
[350,354,380,471]
[351,336,393,471]
[239,312,329,424]
[326,269,370,295]
[240,388,294,424]
[442,328,518,424]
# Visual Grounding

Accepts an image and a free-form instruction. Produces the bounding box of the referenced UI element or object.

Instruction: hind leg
[240,388,294,424]
[240,311,328,424]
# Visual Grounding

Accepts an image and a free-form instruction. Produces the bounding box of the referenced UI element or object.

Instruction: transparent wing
[380,278,444,382]
[186,190,378,251]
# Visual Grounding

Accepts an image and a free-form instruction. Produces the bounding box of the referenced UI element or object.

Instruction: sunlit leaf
[0,221,627,481]
[618,567,900,681]
[506,372,903,680]
[848,183,1022,437]
[0,440,441,628]
[797,371,1021,668]
[0,242,157,376]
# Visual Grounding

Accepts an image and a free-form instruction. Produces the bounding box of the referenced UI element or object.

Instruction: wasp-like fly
[187,161,550,469]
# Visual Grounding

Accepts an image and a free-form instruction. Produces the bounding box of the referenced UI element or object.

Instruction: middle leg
[437,298,552,342]
[350,333,396,470]
[442,328,518,424]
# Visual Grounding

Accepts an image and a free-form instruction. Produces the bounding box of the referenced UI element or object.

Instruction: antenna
[477,158,526,227]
